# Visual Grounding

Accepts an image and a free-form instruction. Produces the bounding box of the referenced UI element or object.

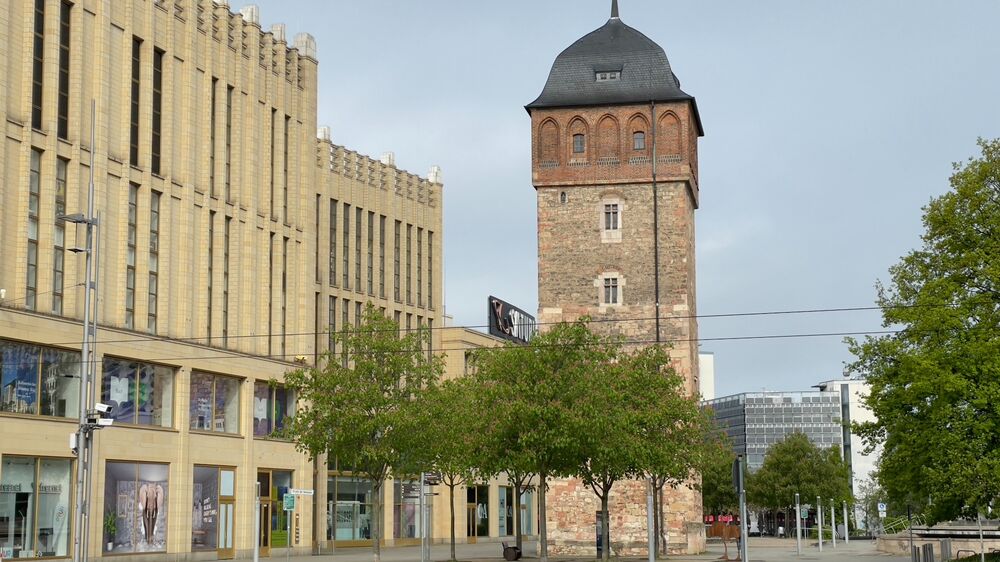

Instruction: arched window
[560,192,568,204]
[572,134,585,154]
[633,131,646,151]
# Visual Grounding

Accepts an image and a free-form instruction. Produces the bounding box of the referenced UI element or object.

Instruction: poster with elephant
[103,462,168,553]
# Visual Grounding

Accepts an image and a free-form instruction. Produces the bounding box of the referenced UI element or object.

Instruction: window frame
[633,131,646,151]
[188,371,242,435]
[100,356,175,428]
[572,133,585,154]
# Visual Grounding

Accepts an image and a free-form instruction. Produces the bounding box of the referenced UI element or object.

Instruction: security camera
[97,418,114,427]
[94,402,113,414]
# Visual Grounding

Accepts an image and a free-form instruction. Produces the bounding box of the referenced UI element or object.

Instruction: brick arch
[627,113,650,154]
[538,118,560,165]
[596,114,621,159]
[568,116,589,160]
[657,111,683,158]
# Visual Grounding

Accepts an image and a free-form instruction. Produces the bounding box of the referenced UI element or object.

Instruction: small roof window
[596,71,621,82]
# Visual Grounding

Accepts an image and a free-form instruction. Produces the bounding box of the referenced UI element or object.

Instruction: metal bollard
[912,545,921,562]
[921,543,935,562]
[939,539,952,561]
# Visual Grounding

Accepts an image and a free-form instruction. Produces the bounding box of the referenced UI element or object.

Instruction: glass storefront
[102,462,168,554]
[252,382,293,438]
[192,466,236,559]
[100,357,174,427]
[1,340,79,418]
[0,456,72,559]
[499,486,514,536]
[189,372,240,434]
[327,476,373,541]
[392,480,421,539]
[467,485,488,538]
[520,490,533,535]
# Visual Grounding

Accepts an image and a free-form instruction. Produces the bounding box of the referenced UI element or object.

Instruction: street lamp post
[795,493,801,556]
[817,497,823,552]
[843,501,849,545]
[830,499,836,548]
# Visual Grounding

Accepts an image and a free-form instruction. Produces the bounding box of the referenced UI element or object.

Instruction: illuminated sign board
[487,296,536,344]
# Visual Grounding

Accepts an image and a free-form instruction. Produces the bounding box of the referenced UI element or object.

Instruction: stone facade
[529,70,705,560]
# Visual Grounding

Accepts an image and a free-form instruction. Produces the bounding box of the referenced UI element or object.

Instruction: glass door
[466,504,477,544]
[217,469,236,560]
[257,471,272,557]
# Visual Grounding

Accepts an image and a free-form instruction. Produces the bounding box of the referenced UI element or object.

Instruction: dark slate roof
[526,15,703,135]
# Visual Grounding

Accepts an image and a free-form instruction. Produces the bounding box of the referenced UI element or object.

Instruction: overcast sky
[254,0,1000,396]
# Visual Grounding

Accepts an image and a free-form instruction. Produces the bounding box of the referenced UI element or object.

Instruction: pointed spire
[611,0,620,19]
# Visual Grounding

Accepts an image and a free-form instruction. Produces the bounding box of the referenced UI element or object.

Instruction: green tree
[747,432,852,512]
[471,320,609,562]
[405,377,479,561]
[700,437,738,516]
[848,139,1000,523]
[281,304,444,562]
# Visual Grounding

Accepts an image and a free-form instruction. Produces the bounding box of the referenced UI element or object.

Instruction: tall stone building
[526,1,705,555]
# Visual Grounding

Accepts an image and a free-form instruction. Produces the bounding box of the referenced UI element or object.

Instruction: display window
[252,382,293,438]
[520,490,533,535]
[466,485,489,538]
[100,358,174,427]
[1,340,79,418]
[102,462,168,554]
[499,486,514,536]
[326,476,373,541]
[192,466,236,559]
[189,372,240,434]
[392,480,421,539]
[0,456,72,559]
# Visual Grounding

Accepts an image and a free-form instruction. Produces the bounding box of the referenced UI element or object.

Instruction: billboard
[487,296,537,345]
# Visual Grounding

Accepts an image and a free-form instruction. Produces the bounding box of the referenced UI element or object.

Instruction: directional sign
[283,493,295,510]
[289,488,314,496]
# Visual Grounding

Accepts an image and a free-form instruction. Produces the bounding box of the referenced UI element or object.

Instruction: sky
[253,0,1000,397]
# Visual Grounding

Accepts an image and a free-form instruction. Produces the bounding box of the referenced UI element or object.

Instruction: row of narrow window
[325,200,435,310]
[326,300,435,367]
[572,131,646,154]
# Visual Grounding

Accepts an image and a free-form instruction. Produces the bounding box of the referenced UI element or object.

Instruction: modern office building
[527,0,705,556]
[0,1,534,560]
[703,391,844,472]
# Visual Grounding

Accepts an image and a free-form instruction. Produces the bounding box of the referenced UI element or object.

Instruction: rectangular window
[355,301,362,328]
[427,231,434,309]
[1,457,73,558]
[603,277,619,305]
[367,211,374,295]
[393,480,422,539]
[100,357,174,427]
[26,150,41,310]
[427,318,433,361]
[0,339,80,417]
[31,0,44,129]
[283,115,290,220]
[252,381,293,437]
[406,225,412,305]
[189,372,241,433]
[225,85,233,201]
[393,221,401,302]
[222,217,230,344]
[130,37,142,167]
[342,203,350,289]
[326,476,373,541]
[209,77,217,196]
[329,199,338,286]
[269,108,276,218]
[151,49,164,174]
[268,233,274,355]
[379,215,386,298]
[354,207,362,293]
[192,466,236,551]
[126,184,139,329]
[573,134,585,154]
[315,195,321,283]
[281,237,288,357]
[341,299,349,367]
[604,203,619,231]
[53,158,67,315]
[57,1,71,139]
[207,210,215,339]
[633,131,646,151]
[328,296,336,351]
[104,462,169,553]
[148,191,161,333]
[416,228,423,307]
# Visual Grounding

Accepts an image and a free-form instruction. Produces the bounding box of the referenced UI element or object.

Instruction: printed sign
[283,493,295,510]
[487,296,536,344]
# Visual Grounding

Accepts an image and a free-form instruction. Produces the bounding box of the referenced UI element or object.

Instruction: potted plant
[103,511,117,552]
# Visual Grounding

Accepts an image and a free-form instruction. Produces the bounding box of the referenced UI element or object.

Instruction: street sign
[877,502,887,512]
[289,488,314,496]
[283,493,295,510]
[879,510,887,519]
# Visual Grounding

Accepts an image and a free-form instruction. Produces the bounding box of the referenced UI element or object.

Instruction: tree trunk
[449,481,457,561]
[538,472,548,562]
[601,490,610,562]
[372,480,382,562]
[652,483,660,557]
[514,477,523,551]
[658,484,667,556]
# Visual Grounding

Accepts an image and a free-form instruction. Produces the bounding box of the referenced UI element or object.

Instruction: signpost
[284,494,295,562]
[878,502,887,520]
[795,493,802,556]
[817,497,823,552]
[732,456,748,562]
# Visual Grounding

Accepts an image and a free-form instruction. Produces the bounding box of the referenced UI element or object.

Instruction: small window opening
[572,134,585,154]
[596,71,621,82]
[633,131,646,151]
[560,192,568,204]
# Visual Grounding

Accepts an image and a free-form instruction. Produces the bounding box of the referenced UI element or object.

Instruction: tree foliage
[848,139,1000,523]
[747,432,852,511]
[700,437,739,516]
[281,304,444,562]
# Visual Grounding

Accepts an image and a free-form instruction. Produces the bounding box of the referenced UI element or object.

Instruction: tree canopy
[848,139,1000,523]
[747,432,852,511]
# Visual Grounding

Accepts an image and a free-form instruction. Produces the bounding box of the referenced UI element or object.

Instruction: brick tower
[526,0,705,555]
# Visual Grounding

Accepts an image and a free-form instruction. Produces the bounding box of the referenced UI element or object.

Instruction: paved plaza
[233,537,909,562]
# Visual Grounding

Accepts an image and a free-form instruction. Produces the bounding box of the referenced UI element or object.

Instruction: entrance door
[466,504,478,544]
[218,499,235,559]
[258,471,272,557]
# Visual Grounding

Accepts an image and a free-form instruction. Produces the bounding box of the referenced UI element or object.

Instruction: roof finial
[611,0,620,18]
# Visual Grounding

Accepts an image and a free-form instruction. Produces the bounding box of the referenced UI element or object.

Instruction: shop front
[193,466,237,560]
[256,469,293,557]
[0,456,72,559]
